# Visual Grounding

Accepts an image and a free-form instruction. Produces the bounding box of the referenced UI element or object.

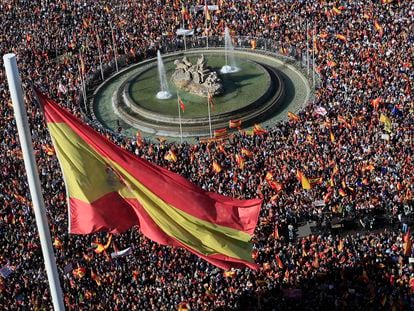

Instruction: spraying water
[156,50,172,99]
[220,27,239,74]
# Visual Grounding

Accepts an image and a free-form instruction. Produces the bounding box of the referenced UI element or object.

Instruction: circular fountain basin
[92,48,312,141]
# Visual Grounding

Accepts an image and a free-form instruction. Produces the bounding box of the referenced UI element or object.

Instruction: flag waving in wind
[36,91,262,270]
[178,96,186,113]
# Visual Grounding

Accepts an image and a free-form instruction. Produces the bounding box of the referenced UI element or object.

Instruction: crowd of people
[0,0,413,310]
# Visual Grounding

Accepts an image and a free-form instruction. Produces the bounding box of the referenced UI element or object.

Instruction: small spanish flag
[288,111,300,122]
[327,60,337,67]
[332,7,342,15]
[265,172,273,182]
[296,170,311,190]
[229,119,242,129]
[212,161,222,173]
[309,177,323,188]
[72,267,87,279]
[91,269,102,286]
[374,20,384,37]
[223,270,237,278]
[361,164,375,172]
[275,255,284,269]
[371,97,382,109]
[335,34,347,42]
[235,154,245,170]
[43,145,55,156]
[253,124,267,135]
[178,96,186,113]
[330,131,335,142]
[164,150,178,163]
[214,128,227,138]
[250,39,257,50]
[269,181,283,192]
[53,238,63,249]
[241,148,252,158]
[178,301,190,311]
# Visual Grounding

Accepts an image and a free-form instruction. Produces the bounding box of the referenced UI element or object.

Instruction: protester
[0,0,413,310]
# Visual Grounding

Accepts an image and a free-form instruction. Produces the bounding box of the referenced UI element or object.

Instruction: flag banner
[178,96,186,112]
[314,106,327,116]
[212,161,222,173]
[37,91,262,270]
[253,124,267,135]
[296,170,311,190]
[229,119,241,129]
[194,5,219,12]
[72,267,86,279]
[214,128,227,138]
[335,34,347,42]
[0,264,15,279]
[176,29,194,36]
[287,111,300,122]
[63,263,73,274]
[111,247,132,259]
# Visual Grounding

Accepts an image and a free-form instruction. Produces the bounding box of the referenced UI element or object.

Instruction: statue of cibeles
[172,54,223,97]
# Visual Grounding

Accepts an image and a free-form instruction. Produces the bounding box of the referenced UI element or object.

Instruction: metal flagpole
[312,30,316,88]
[96,34,104,81]
[177,91,183,144]
[207,93,213,138]
[110,22,119,73]
[205,1,209,48]
[306,21,310,75]
[3,53,65,311]
[78,53,87,113]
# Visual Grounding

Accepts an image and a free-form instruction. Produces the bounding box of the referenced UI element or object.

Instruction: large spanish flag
[36,91,262,270]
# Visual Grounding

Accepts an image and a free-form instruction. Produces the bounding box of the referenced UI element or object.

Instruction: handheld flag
[178,96,186,113]
[213,128,227,138]
[36,91,262,270]
[296,170,311,190]
[229,119,242,129]
[212,161,222,173]
[288,111,300,122]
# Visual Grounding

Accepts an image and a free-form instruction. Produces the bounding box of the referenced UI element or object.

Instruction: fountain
[156,50,172,99]
[220,27,239,74]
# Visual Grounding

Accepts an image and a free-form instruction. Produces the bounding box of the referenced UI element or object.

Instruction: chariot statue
[172,54,223,97]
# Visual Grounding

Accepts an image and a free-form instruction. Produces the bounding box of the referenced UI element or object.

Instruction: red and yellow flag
[241,148,252,158]
[235,154,245,170]
[253,124,267,135]
[296,170,311,190]
[212,161,222,173]
[72,267,87,279]
[229,119,242,129]
[287,111,300,122]
[214,128,227,138]
[164,150,178,163]
[335,34,347,42]
[332,7,342,15]
[374,20,384,37]
[37,91,262,270]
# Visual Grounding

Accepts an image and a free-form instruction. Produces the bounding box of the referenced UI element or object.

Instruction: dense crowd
[0,0,413,310]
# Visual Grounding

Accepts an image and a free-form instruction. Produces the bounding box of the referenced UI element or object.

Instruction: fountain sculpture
[172,54,223,97]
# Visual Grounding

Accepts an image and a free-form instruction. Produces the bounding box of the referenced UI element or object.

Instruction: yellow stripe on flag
[48,123,253,261]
